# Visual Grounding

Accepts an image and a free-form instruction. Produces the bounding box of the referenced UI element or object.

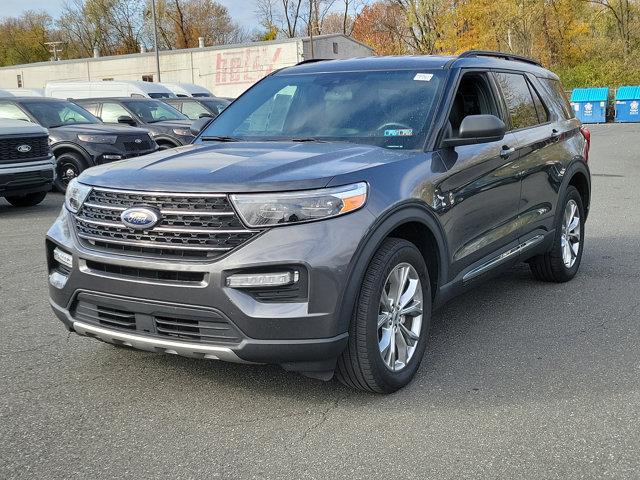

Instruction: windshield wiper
[200,135,240,142]
[290,137,327,143]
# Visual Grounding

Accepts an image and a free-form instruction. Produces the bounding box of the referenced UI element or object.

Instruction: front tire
[5,191,47,207]
[529,186,585,282]
[336,238,431,393]
[54,152,87,192]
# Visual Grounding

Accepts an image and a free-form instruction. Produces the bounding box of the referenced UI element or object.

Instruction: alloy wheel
[561,199,581,268]
[377,262,424,372]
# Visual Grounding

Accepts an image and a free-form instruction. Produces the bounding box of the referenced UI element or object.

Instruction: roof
[282,53,557,78]
[616,86,640,101]
[0,118,47,135]
[0,96,66,103]
[570,88,609,102]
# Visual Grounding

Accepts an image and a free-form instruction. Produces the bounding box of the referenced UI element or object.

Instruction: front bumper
[0,157,55,195]
[47,206,375,368]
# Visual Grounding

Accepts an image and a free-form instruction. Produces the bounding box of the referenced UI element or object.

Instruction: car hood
[79,141,410,192]
[51,124,150,135]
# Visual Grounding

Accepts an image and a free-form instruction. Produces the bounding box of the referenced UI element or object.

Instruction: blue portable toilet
[570,88,609,123]
[615,86,640,123]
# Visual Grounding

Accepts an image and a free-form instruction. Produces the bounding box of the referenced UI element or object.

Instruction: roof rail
[458,50,542,67]
[295,58,331,66]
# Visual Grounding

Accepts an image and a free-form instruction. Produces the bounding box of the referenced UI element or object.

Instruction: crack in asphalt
[299,394,347,442]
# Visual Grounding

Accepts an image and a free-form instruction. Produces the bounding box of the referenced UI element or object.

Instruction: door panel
[433,132,522,279]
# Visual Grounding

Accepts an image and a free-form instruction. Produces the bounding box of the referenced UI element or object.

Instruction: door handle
[551,128,561,139]
[500,146,516,159]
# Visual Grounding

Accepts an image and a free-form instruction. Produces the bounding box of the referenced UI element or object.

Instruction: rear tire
[5,191,47,207]
[529,186,585,282]
[336,238,431,393]
[54,152,87,192]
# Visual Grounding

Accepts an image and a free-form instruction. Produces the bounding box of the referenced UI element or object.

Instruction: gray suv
[47,51,591,392]
[0,119,54,207]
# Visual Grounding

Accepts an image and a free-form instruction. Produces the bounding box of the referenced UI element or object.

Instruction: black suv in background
[0,97,156,190]
[74,98,194,149]
[47,52,591,393]
[0,119,54,207]
[163,97,230,120]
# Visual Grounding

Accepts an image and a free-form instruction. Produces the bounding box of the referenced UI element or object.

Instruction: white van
[3,88,45,97]
[161,82,214,97]
[45,80,176,99]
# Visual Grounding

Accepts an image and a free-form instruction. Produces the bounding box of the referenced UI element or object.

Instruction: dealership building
[0,34,373,98]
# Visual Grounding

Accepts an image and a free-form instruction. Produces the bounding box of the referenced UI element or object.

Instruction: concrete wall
[0,35,373,99]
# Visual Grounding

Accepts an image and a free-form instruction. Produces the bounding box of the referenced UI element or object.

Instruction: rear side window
[494,72,539,130]
[538,78,575,120]
[529,84,549,124]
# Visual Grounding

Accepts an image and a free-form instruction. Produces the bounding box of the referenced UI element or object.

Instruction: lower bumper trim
[73,320,251,363]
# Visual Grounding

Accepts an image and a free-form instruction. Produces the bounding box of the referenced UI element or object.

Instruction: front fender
[52,142,93,166]
[335,201,449,333]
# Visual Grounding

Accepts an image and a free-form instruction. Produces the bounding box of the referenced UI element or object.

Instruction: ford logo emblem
[121,207,161,230]
[17,144,32,153]
[134,138,142,144]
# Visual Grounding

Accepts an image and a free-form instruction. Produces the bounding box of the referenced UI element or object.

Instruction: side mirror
[190,116,213,136]
[117,115,137,126]
[442,114,506,148]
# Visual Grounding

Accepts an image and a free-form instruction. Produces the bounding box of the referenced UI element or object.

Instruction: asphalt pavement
[1,124,639,479]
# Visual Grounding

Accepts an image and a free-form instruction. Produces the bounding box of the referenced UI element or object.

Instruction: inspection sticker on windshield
[384,129,413,137]
[413,73,433,81]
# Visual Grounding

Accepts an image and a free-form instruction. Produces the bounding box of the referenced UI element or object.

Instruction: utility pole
[309,0,314,59]
[44,41,64,61]
[151,0,161,82]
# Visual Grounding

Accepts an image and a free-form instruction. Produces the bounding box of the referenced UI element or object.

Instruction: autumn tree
[0,11,52,66]
[352,2,407,55]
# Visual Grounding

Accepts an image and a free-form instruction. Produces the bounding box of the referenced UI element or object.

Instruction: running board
[462,235,545,282]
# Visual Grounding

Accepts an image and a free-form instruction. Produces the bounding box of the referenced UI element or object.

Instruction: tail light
[580,125,591,163]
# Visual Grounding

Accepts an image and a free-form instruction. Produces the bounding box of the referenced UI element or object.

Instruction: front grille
[72,293,242,345]
[123,140,152,151]
[75,301,137,330]
[0,135,49,163]
[74,188,259,260]
[85,260,205,283]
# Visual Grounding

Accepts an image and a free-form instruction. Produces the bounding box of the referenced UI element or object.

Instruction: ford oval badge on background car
[17,144,32,153]
[121,207,161,230]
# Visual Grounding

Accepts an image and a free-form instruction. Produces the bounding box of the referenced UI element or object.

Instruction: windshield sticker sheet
[413,73,433,81]
[384,129,413,137]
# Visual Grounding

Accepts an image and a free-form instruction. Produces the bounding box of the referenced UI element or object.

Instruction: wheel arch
[52,143,93,166]
[336,202,449,333]
[153,135,182,148]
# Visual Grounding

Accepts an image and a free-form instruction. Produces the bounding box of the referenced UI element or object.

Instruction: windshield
[148,92,175,99]
[199,69,444,149]
[22,100,99,128]
[122,99,188,123]
[201,98,230,114]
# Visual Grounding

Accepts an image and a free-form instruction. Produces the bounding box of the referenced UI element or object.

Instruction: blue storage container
[615,86,640,123]
[570,88,609,123]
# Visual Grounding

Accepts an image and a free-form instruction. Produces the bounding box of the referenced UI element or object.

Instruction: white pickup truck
[0,119,55,207]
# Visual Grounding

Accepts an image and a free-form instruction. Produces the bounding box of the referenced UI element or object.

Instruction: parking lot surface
[1,124,639,479]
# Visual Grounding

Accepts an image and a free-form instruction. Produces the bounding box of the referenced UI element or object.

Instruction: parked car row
[0,80,233,198]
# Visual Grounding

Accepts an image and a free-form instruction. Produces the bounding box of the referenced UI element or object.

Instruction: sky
[0,0,259,29]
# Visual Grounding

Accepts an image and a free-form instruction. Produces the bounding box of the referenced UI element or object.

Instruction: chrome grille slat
[74,187,259,260]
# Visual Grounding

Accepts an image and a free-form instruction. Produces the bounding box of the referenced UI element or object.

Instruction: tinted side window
[538,78,575,120]
[495,72,539,130]
[81,103,100,116]
[529,83,549,123]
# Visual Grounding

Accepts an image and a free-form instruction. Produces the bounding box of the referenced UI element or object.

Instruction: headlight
[230,182,368,228]
[77,134,117,144]
[65,178,92,213]
[173,128,191,136]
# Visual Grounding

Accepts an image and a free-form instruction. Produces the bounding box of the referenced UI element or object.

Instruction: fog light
[53,247,73,269]
[49,271,68,289]
[103,154,122,160]
[226,271,299,288]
